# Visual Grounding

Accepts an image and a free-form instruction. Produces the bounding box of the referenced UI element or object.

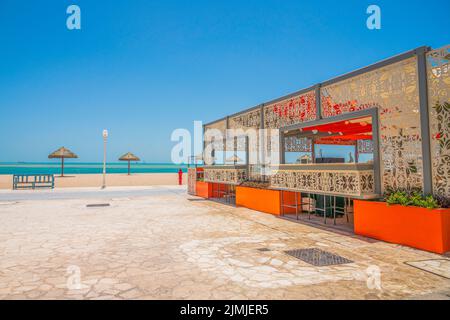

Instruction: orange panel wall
[354,200,450,254]
[196,181,212,198]
[236,187,302,216]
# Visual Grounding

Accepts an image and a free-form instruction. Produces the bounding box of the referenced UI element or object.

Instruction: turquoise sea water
[0,163,188,175]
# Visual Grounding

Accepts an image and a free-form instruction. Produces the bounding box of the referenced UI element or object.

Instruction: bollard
[178,169,183,185]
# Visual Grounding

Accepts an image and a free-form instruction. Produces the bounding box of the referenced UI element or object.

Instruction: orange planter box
[236,186,300,216]
[196,181,212,198]
[354,200,450,254]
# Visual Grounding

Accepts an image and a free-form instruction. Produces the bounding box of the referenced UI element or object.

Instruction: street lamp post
[102,129,108,189]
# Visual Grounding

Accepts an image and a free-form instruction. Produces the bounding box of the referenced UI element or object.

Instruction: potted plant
[354,191,450,254]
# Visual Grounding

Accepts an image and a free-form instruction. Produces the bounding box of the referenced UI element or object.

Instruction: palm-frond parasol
[119,152,140,175]
[48,147,78,177]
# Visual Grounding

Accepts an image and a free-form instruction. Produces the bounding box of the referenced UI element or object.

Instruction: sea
[0,163,188,175]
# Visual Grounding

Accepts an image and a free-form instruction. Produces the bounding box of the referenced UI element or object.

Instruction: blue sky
[0,0,449,162]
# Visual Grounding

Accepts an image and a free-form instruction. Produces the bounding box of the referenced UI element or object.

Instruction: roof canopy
[291,116,373,145]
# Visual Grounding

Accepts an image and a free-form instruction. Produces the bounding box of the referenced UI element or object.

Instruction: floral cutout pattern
[264,91,316,129]
[320,57,422,193]
[427,45,450,197]
[204,168,247,185]
[269,170,375,197]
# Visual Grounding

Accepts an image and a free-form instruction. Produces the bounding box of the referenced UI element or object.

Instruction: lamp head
[102,129,109,139]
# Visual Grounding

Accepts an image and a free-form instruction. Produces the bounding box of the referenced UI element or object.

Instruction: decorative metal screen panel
[321,57,423,192]
[284,136,312,152]
[225,135,247,152]
[187,168,197,195]
[205,119,226,146]
[228,109,261,169]
[248,164,269,182]
[228,108,261,129]
[204,120,227,164]
[357,140,374,154]
[264,91,316,129]
[270,169,376,197]
[427,45,450,197]
[205,119,227,138]
[204,168,247,185]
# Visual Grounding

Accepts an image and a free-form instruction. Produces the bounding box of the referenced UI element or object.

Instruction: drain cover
[187,198,206,202]
[86,203,110,208]
[284,248,353,266]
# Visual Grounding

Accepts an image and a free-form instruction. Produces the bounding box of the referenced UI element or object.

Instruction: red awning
[299,117,373,145]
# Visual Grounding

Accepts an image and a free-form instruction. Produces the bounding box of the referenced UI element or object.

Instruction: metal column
[416,47,433,195]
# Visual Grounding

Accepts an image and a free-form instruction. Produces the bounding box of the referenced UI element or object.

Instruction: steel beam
[416,46,433,194]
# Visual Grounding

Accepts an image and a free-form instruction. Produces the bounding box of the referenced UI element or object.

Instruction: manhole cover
[257,248,271,252]
[187,198,206,202]
[284,248,353,266]
[86,203,110,208]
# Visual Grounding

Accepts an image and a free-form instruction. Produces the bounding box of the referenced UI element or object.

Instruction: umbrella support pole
[119,153,140,176]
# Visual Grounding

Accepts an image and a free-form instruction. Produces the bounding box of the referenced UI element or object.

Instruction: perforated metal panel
[321,57,423,193]
[427,45,450,197]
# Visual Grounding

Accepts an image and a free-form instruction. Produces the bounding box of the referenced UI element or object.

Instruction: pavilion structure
[188,45,450,235]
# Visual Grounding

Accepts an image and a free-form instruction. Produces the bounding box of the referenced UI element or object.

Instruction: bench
[13,174,55,190]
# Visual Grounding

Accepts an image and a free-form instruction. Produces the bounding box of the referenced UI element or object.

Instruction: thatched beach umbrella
[226,154,242,165]
[119,152,140,175]
[48,147,78,177]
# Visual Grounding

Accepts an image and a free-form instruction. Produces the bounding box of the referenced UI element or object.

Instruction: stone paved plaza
[0,186,449,300]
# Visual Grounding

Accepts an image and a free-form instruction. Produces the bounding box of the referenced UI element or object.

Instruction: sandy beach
[0,173,186,190]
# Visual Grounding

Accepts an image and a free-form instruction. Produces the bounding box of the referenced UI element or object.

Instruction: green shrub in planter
[385,191,439,209]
